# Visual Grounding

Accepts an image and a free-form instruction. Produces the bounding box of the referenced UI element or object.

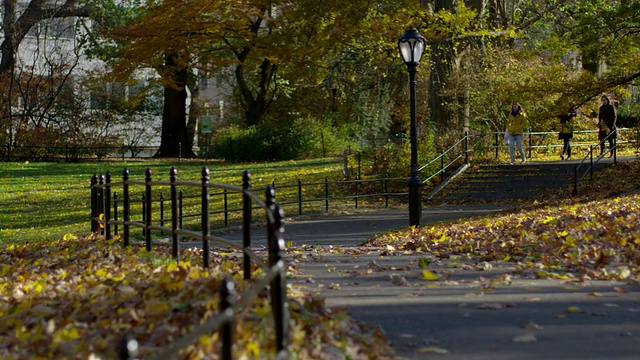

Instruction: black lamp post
[398,28,425,227]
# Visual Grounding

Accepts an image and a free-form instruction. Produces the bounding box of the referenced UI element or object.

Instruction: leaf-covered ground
[365,160,640,283]
[0,235,394,359]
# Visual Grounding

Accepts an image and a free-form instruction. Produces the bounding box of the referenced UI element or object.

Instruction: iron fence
[90,167,289,360]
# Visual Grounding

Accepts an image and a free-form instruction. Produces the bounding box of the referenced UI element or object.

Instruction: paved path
[215,203,640,359]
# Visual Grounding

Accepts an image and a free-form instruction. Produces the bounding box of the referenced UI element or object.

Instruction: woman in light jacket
[506,103,528,165]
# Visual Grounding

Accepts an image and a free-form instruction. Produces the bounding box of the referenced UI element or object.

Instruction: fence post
[145,168,152,251]
[223,189,228,226]
[573,165,578,196]
[268,204,289,355]
[123,168,130,247]
[219,277,236,360]
[170,167,179,260]
[590,145,594,180]
[159,193,165,231]
[297,179,302,215]
[440,150,445,182]
[104,171,112,240]
[179,190,183,229]
[98,174,105,235]
[91,174,98,233]
[464,131,469,164]
[324,178,329,212]
[201,166,210,268]
[384,173,389,208]
[141,193,146,239]
[242,170,252,280]
[355,175,359,209]
[495,132,499,159]
[113,192,118,236]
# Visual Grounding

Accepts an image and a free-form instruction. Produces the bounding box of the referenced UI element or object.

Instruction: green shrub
[209,118,349,162]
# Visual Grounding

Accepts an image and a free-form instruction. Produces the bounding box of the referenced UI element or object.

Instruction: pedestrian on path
[598,95,618,157]
[558,111,575,160]
[506,103,528,165]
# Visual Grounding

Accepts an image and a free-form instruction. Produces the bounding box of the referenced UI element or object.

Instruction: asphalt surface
[212,203,640,360]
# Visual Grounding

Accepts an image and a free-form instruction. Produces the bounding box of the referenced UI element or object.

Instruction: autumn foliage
[0,235,393,359]
[366,160,640,283]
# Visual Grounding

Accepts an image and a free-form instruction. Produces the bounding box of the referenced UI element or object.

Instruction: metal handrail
[572,131,618,195]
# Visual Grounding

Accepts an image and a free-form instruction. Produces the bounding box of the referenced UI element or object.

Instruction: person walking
[558,111,575,160]
[506,103,528,165]
[598,95,618,157]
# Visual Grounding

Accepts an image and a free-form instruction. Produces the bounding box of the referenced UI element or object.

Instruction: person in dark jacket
[558,112,575,160]
[598,95,618,157]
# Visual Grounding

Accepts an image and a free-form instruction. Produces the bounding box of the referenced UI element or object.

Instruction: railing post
[113,192,118,236]
[573,166,578,196]
[613,137,617,164]
[223,189,229,227]
[170,167,179,260]
[590,145,594,180]
[297,179,302,215]
[145,168,152,251]
[179,190,183,229]
[91,174,98,233]
[242,170,252,280]
[440,150,445,182]
[268,204,289,355]
[464,131,469,164]
[528,132,532,159]
[104,171,112,240]
[201,166,210,268]
[159,192,165,231]
[219,277,236,360]
[98,174,105,235]
[324,178,329,212]
[355,175,359,209]
[384,173,389,208]
[141,193,146,239]
[123,168,130,247]
[495,131,499,159]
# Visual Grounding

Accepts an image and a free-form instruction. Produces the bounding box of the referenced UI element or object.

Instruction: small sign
[200,115,212,134]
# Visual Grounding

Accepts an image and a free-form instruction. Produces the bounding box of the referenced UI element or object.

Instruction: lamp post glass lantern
[398,28,425,227]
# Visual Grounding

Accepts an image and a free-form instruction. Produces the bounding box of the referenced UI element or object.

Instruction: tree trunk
[155,55,195,158]
[428,0,458,133]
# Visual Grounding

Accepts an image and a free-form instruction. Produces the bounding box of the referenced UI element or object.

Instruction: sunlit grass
[0,159,344,246]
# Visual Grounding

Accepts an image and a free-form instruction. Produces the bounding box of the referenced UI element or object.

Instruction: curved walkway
[216,201,640,360]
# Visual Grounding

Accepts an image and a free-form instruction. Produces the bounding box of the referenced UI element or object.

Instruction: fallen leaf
[513,333,537,342]
[419,270,440,281]
[416,346,448,354]
[522,321,543,330]
[391,275,410,286]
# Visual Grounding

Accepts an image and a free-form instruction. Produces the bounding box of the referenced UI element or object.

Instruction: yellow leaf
[246,341,260,356]
[420,270,440,281]
[95,268,107,277]
[63,233,77,241]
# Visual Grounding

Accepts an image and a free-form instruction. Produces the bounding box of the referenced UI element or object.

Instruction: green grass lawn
[0,158,343,246]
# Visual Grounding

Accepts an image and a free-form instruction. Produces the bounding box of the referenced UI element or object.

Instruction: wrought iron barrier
[572,132,619,196]
[90,167,289,360]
